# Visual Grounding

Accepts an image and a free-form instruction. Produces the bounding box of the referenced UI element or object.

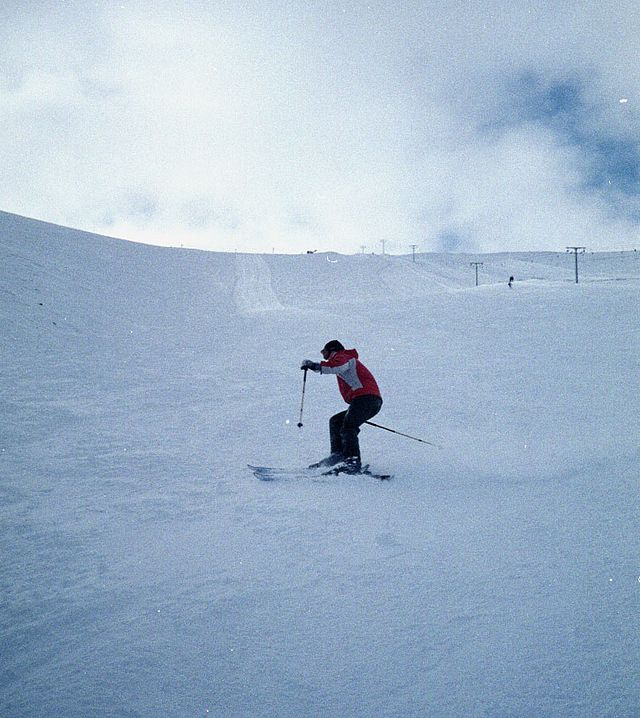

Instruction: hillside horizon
[3,209,639,261]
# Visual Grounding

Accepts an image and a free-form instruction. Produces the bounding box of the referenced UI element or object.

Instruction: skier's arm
[319,357,357,380]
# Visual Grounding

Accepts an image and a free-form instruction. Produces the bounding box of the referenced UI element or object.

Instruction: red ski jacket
[320,348,382,404]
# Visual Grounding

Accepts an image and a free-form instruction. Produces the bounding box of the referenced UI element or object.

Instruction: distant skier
[301,340,382,473]
[508,275,514,288]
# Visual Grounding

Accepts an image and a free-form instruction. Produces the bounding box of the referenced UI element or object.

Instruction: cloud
[1,1,640,252]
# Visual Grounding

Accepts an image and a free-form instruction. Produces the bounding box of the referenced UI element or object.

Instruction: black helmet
[322,340,344,354]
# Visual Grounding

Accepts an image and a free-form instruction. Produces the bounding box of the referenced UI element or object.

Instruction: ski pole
[364,421,442,449]
[297,368,308,428]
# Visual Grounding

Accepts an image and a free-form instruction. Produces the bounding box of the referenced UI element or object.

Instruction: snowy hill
[1,210,639,717]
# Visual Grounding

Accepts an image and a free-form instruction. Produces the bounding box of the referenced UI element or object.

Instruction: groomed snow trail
[233,252,285,313]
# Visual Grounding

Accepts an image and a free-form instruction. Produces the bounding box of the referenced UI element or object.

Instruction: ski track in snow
[233,252,285,313]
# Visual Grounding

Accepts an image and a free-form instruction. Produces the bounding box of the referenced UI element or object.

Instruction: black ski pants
[329,395,383,461]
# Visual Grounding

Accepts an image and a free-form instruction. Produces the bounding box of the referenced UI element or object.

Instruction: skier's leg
[340,396,383,461]
[306,412,347,468]
[329,410,347,455]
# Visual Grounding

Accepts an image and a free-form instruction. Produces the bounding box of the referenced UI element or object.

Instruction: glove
[300,359,321,372]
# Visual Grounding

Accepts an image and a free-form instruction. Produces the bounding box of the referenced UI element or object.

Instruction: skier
[301,340,382,473]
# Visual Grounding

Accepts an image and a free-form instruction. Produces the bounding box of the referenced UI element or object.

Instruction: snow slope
[1,211,639,717]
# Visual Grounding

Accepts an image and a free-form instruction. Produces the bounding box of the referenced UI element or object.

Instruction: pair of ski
[249,463,392,482]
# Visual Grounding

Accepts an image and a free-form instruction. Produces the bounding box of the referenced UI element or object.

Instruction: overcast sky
[2,1,639,253]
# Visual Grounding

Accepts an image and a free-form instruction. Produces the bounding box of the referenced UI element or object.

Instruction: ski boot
[330,456,362,475]
[308,453,344,469]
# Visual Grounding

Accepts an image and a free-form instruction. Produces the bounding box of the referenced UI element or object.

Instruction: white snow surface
[1,211,639,717]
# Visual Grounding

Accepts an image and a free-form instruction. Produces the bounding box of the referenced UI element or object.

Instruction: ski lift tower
[566,246,586,283]
[470,261,483,287]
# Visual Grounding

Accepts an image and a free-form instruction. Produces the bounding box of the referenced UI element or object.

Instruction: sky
[1,0,640,254]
